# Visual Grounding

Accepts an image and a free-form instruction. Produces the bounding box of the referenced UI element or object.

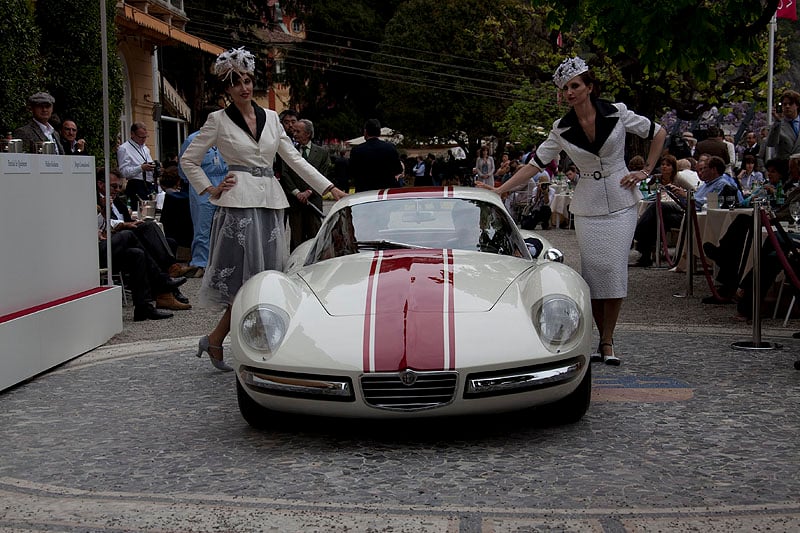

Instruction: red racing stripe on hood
[362,249,456,372]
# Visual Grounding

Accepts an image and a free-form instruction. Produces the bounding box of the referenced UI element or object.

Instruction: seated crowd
[628,114,800,324]
[96,167,195,321]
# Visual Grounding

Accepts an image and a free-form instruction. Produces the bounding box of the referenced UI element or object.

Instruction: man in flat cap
[13,92,61,155]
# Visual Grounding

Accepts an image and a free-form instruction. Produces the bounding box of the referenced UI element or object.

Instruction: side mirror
[543,248,564,263]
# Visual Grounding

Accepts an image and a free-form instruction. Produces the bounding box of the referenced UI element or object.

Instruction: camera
[150,160,161,180]
[540,182,549,189]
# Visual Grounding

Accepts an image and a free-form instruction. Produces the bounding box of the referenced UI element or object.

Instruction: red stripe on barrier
[0,287,113,324]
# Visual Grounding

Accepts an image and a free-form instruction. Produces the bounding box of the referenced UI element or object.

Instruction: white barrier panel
[0,154,122,391]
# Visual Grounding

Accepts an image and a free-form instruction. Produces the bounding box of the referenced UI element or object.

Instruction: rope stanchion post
[674,189,695,298]
[732,200,780,351]
[686,190,694,295]
[655,186,663,268]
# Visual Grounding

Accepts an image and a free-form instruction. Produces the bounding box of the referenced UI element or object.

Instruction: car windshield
[306,197,530,265]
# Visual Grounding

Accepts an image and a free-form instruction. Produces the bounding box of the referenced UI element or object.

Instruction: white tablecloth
[674,208,752,271]
[550,194,571,226]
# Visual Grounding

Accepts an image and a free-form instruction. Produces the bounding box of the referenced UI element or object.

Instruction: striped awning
[119,4,224,55]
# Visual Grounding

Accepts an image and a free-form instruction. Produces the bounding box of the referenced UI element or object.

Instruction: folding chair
[760,212,800,328]
[99,268,129,305]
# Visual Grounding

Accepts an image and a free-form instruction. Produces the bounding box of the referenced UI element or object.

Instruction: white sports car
[231,187,592,426]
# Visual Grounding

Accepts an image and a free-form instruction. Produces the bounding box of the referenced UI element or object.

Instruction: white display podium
[0,153,122,391]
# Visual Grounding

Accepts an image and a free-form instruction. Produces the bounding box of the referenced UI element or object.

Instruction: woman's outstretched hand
[329,187,348,200]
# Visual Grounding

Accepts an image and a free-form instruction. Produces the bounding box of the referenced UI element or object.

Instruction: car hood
[297,249,535,316]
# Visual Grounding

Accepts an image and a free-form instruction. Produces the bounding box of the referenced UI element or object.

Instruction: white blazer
[181,105,332,209]
[532,100,661,217]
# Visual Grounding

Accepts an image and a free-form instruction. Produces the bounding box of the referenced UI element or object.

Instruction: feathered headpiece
[553,56,589,89]
[213,47,256,83]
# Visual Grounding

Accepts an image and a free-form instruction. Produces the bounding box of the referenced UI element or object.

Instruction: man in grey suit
[281,119,332,250]
[767,89,800,162]
[13,92,61,154]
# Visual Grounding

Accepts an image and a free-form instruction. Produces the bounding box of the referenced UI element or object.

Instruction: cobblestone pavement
[2,327,799,531]
[2,225,800,532]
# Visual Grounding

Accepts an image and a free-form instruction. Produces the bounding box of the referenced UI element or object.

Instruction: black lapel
[224,102,266,142]
[557,99,619,155]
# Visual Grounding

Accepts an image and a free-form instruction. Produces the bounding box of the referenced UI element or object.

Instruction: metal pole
[732,201,780,351]
[655,187,663,268]
[686,190,694,295]
[673,189,694,298]
[766,14,776,161]
[100,0,113,280]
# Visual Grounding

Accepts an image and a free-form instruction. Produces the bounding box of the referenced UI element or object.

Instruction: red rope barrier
[761,211,800,291]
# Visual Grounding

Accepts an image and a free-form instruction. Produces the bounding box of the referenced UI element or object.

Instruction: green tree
[377,0,551,156]
[0,0,43,133]
[35,0,123,160]
[494,80,564,148]
[280,0,403,141]
[544,0,783,119]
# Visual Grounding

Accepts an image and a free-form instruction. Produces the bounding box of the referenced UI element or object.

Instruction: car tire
[236,376,273,429]
[541,362,591,425]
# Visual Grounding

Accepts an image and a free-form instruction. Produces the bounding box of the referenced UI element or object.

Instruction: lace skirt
[199,207,288,308]
[574,205,637,299]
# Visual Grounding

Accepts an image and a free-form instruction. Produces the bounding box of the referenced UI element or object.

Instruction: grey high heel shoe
[196,336,234,372]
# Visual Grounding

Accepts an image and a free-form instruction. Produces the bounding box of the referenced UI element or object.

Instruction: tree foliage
[376,0,552,155]
[544,0,783,119]
[0,0,43,133]
[187,0,791,148]
[34,0,123,160]
[279,0,403,141]
[494,80,565,148]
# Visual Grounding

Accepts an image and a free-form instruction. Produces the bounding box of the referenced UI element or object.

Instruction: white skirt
[199,207,288,308]
[573,205,637,299]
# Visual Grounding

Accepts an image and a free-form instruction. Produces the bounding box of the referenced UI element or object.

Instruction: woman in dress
[181,48,347,371]
[480,56,666,365]
[632,154,681,267]
[736,155,763,196]
[475,147,495,187]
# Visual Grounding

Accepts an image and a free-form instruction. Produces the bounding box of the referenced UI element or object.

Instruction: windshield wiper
[355,240,427,250]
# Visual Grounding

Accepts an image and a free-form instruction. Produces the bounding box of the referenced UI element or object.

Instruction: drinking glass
[790,202,800,230]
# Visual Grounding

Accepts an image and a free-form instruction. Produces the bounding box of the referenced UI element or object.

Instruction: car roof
[330,186,508,212]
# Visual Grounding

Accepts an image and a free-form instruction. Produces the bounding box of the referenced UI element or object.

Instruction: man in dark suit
[97,168,193,311]
[767,89,800,162]
[695,125,729,166]
[12,92,62,154]
[60,120,86,155]
[349,119,403,192]
[281,119,332,250]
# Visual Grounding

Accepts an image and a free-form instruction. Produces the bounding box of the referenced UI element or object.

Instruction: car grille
[360,371,458,411]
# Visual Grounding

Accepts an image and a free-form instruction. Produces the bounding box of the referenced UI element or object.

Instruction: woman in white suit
[182,48,347,371]
[481,57,666,365]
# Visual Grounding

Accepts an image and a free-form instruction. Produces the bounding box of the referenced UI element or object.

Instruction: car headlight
[240,305,290,353]
[535,296,581,346]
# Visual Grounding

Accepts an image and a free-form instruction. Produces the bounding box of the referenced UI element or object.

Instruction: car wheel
[236,376,273,429]
[541,362,591,425]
